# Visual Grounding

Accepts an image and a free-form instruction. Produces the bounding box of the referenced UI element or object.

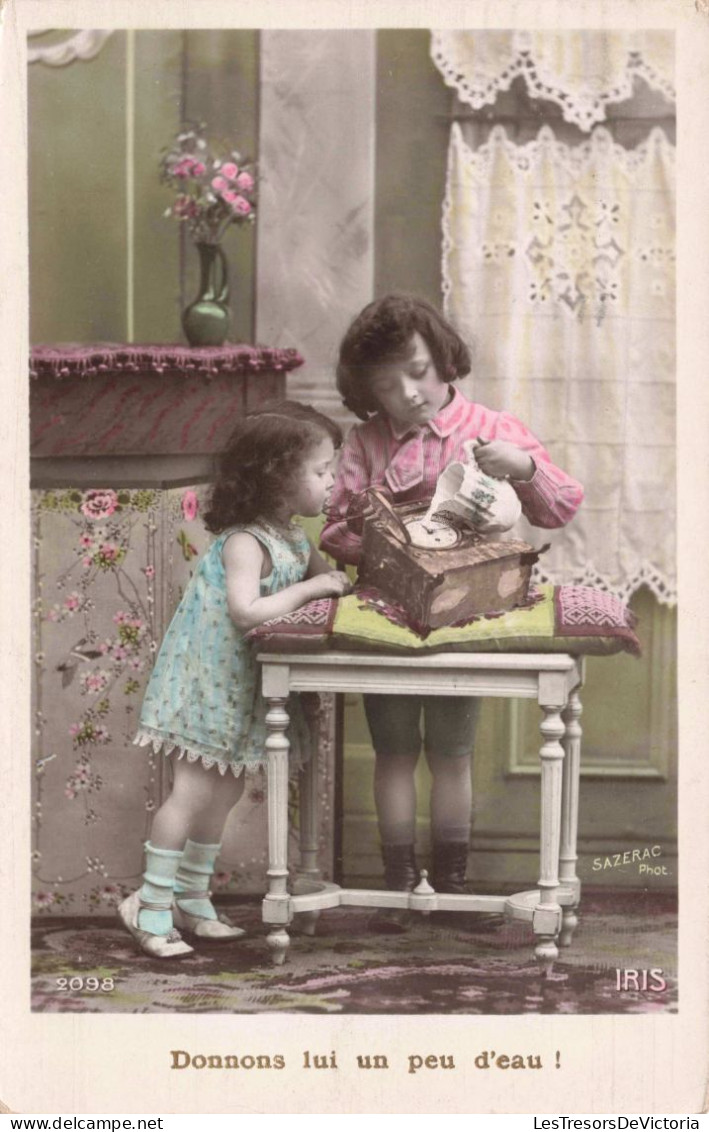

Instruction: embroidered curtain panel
[441,123,676,604]
[431,30,675,132]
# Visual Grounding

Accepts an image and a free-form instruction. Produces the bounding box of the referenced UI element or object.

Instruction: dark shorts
[363,694,479,759]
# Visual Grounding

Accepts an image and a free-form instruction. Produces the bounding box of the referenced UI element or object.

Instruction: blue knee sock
[137,842,183,935]
[174,839,221,921]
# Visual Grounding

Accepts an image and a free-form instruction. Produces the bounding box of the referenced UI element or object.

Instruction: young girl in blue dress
[120,402,350,959]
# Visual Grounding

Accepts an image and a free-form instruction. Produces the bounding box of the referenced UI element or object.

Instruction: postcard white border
[1,0,707,1115]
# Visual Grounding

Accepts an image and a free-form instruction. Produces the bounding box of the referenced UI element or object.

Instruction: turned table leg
[294,739,322,936]
[298,718,322,881]
[559,687,583,947]
[534,674,567,977]
[262,679,293,965]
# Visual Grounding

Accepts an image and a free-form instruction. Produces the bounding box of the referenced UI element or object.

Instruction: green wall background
[28,29,450,346]
[29,30,259,346]
[375,31,450,303]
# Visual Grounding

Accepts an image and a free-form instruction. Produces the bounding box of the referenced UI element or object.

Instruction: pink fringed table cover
[30,344,304,457]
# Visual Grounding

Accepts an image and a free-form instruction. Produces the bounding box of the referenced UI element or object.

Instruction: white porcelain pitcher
[423,438,522,536]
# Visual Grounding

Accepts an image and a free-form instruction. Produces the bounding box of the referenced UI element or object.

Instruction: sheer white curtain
[434,33,676,605]
[431,30,675,132]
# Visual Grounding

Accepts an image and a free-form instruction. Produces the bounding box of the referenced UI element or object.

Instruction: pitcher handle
[462,438,485,462]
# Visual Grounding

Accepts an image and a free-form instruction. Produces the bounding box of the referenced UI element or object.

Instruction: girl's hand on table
[305,570,352,599]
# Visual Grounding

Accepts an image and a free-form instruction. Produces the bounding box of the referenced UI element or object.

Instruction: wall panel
[29,33,128,343]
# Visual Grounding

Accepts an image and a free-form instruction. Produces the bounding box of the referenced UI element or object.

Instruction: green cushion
[247,584,640,657]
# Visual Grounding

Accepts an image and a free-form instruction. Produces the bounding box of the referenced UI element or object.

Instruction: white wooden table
[259,650,584,977]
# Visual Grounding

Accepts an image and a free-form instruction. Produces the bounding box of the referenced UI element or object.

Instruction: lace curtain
[441,123,676,605]
[431,30,675,132]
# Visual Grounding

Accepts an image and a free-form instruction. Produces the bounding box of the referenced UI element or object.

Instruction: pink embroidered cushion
[246,584,640,657]
[245,598,338,652]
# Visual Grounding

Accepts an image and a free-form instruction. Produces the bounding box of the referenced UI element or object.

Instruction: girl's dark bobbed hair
[203,400,342,534]
[336,293,472,421]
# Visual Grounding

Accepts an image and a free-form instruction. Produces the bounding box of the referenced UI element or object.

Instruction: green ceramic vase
[182,241,231,347]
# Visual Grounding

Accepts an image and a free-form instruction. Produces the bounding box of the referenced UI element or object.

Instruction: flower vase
[182,241,231,347]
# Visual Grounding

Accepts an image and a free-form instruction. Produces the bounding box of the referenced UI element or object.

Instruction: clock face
[406,518,461,549]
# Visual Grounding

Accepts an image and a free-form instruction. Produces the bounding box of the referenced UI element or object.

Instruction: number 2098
[56,977,115,992]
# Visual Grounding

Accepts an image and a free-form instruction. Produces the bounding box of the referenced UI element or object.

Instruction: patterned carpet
[31,891,677,1015]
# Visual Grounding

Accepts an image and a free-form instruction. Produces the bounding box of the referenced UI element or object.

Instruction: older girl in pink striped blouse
[321,294,583,927]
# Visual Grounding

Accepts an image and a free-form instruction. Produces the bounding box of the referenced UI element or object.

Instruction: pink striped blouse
[320,386,584,566]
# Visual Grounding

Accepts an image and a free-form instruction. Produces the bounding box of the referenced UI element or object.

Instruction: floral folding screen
[32,485,336,915]
[432,31,676,605]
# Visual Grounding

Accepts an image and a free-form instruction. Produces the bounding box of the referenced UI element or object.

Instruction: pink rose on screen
[221,162,239,180]
[81,670,109,694]
[192,161,206,176]
[143,565,155,579]
[232,195,252,216]
[212,872,233,888]
[235,171,254,192]
[222,189,238,204]
[80,490,118,520]
[211,176,228,193]
[182,490,199,522]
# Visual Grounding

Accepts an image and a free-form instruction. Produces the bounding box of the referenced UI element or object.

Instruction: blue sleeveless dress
[134,520,312,776]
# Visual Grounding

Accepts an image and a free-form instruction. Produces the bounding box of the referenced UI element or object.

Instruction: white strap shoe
[173,890,246,940]
[118,890,194,959]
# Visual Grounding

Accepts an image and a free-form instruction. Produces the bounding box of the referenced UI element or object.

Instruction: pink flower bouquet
[160,124,258,244]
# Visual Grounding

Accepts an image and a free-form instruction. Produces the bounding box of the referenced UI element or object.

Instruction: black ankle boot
[382,843,418,892]
[369,843,418,935]
[430,842,503,930]
[431,841,470,894]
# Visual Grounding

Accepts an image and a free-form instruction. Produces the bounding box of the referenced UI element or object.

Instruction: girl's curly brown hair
[203,401,342,534]
[336,293,472,421]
